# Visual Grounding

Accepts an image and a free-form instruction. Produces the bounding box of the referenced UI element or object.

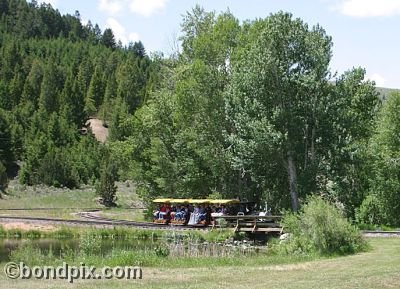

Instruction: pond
[0,238,159,262]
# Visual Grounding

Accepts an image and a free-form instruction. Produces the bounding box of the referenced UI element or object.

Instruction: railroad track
[0,210,202,231]
[361,230,400,237]
[0,209,399,235]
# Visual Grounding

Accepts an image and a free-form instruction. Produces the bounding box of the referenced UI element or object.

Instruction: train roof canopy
[209,199,240,204]
[169,198,191,203]
[153,198,240,204]
[153,198,173,203]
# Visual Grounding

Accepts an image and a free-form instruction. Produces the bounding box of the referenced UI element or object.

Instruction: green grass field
[0,237,398,289]
[0,180,144,221]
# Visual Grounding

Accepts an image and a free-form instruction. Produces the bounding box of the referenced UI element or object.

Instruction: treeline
[107,7,399,227]
[0,2,399,227]
[0,0,158,189]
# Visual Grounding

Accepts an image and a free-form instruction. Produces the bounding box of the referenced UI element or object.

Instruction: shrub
[79,232,102,257]
[9,244,54,266]
[154,244,170,257]
[281,196,368,255]
[6,228,23,238]
[53,227,76,239]
[355,194,384,226]
[203,229,235,243]
[25,230,42,239]
[216,218,228,228]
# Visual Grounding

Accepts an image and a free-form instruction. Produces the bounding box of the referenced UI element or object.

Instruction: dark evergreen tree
[96,161,118,207]
[130,41,146,58]
[0,110,14,167]
[101,28,116,50]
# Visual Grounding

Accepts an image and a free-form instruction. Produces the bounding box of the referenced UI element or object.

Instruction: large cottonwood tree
[226,12,333,211]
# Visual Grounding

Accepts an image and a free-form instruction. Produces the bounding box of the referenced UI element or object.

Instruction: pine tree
[86,65,104,108]
[96,161,118,207]
[38,61,59,113]
[22,60,43,106]
[0,162,8,198]
[101,28,116,50]
[130,41,146,58]
[0,110,14,167]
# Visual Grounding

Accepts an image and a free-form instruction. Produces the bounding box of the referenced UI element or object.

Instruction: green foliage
[36,147,79,188]
[25,229,43,239]
[85,66,103,116]
[0,109,14,167]
[19,127,101,188]
[0,1,157,190]
[79,232,102,257]
[126,8,241,203]
[324,68,380,216]
[154,245,170,257]
[0,161,8,196]
[52,227,76,239]
[281,196,368,255]
[101,28,116,50]
[96,160,118,207]
[363,92,400,226]
[0,2,393,229]
[9,243,53,266]
[202,229,235,242]
[226,12,333,211]
[355,194,384,226]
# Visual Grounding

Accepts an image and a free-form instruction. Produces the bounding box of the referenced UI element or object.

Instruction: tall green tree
[324,68,379,215]
[126,8,243,201]
[360,91,400,226]
[226,12,333,211]
[86,65,104,108]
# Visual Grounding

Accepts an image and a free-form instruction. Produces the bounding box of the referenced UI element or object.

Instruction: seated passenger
[158,204,167,219]
[170,205,177,220]
[153,206,160,219]
[220,205,227,215]
[211,205,226,217]
[188,205,200,225]
[198,205,206,222]
[174,206,186,221]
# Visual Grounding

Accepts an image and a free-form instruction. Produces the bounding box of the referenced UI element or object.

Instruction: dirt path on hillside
[86,118,108,143]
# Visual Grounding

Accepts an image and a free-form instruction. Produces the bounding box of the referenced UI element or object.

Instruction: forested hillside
[0,1,399,227]
[0,0,158,189]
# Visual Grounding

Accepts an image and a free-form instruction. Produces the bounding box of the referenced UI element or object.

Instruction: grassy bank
[0,237,399,288]
[0,225,237,242]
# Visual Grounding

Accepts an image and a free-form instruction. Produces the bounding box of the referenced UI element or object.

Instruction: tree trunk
[311,126,316,163]
[287,153,299,211]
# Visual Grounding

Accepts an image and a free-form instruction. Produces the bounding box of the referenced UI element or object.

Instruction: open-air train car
[152,198,240,227]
